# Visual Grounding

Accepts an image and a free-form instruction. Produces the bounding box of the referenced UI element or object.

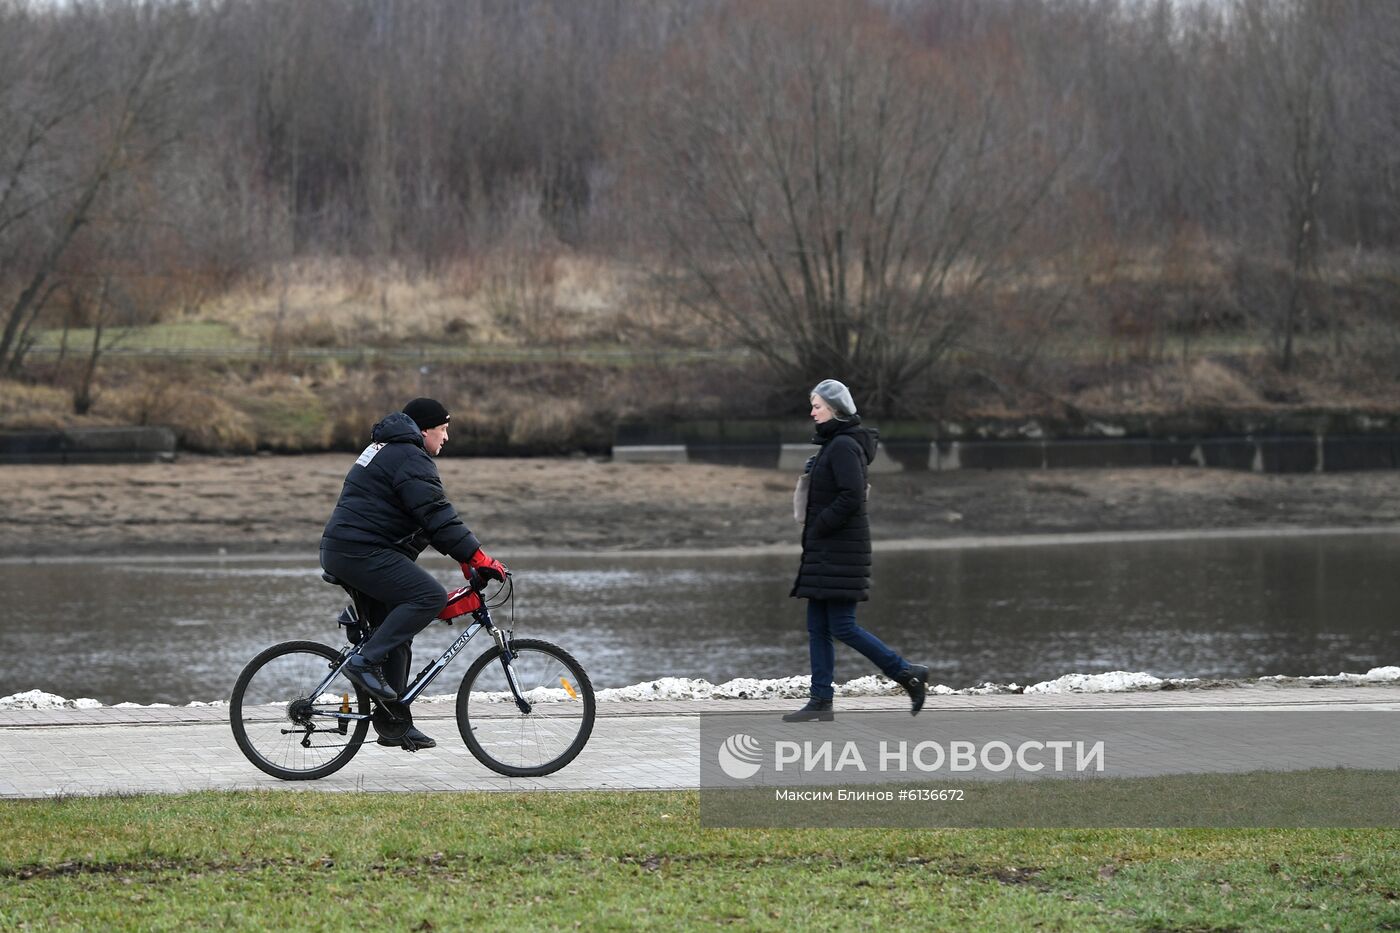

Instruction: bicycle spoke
[457,640,595,777]
[230,642,370,781]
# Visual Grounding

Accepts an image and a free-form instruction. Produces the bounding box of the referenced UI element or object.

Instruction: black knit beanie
[403,397,451,430]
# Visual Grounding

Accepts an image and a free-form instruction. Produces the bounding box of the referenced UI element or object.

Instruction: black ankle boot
[894,664,929,716]
[344,654,397,702]
[378,725,436,751]
[782,698,834,722]
[373,702,434,750]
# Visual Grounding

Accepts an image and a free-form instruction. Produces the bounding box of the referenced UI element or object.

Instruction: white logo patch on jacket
[355,443,385,467]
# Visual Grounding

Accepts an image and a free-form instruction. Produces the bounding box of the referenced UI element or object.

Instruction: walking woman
[784,379,929,722]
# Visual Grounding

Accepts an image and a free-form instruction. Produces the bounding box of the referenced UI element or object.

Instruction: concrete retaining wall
[614,419,1400,474]
[0,427,177,465]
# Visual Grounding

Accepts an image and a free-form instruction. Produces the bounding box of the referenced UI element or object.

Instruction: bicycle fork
[490,624,533,715]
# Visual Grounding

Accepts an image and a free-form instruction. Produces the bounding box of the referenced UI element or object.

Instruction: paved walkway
[1,686,1396,798]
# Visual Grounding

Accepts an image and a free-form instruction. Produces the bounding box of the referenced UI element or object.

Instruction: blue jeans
[805,598,906,701]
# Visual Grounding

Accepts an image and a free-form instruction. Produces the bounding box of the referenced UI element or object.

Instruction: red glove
[462,548,508,583]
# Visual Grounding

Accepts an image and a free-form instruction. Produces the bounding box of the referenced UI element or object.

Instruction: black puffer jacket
[320,412,481,562]
[791,418,880,601]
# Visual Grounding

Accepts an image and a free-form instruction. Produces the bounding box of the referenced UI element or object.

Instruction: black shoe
[782,698,834,722]
[377,726,436,751]
[344,654,397,702]
[894,664,929,716]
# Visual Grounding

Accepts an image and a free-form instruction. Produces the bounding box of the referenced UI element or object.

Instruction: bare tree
[0,3,197,373]
[1336,1,1400,246]
[1233,0,1345,370]
[630,0,1065,412]
[6,0,1400,406]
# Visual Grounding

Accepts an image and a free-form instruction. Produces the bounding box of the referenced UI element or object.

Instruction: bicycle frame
[304,601,531,727]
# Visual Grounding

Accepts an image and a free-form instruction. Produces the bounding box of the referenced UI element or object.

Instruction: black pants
[319,544,447,675]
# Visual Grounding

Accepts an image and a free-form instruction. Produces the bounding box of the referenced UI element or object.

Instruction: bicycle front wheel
[456,638,595,777]
[229,640,371,781]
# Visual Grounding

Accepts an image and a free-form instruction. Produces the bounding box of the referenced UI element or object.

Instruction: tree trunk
[5,281,63,376]
[0,36,161,371]
[73,280,110,416]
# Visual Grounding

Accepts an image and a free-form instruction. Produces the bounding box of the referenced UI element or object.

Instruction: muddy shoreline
[4,453,1400,559]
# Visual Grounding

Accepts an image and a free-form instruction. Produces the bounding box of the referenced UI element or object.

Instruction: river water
[1,531,1397,705]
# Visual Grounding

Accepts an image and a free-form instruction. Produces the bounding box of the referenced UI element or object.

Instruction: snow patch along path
[4,666,1399,710]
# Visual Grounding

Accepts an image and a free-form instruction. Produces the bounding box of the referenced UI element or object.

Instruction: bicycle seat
[324,571,367,604]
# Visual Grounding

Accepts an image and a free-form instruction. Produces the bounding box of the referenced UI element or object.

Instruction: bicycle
[229,570,595,781]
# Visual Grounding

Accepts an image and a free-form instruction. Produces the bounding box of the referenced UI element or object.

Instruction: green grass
[17,315,1342,368]
[1,790,1397,931]
[28,321,256,352]
[25,320,726,364]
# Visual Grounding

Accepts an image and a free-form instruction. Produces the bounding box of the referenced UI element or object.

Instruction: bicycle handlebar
[439,570,513,623]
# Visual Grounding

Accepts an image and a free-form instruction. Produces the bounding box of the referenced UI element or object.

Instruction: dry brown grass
[8,238,1400,453]
[12,355,718,454]
[7,343,1400,455]
[1064,358,1265,414]
[102,372,260,452]
[0,379,102,429]
[185,253,653,350]
[192,258,488,348]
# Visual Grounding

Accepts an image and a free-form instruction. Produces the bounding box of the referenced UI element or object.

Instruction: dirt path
[4,454,1400,558]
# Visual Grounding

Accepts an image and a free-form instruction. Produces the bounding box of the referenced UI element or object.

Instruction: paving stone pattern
[1,687,1396,798]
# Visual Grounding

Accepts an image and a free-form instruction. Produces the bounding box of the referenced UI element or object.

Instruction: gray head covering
[811,379,857,421]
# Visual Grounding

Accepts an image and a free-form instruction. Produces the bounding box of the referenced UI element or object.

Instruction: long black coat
[791,419,880,601]
[320,412,481,562]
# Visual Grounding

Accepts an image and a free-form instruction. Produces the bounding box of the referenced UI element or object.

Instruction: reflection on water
[1,532,1397,705]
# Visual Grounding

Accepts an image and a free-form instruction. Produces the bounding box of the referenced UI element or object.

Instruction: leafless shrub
[625,0,1070,414]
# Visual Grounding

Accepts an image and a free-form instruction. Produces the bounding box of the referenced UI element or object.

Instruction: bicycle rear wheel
[229,640,371,781]
[455,638,595,777]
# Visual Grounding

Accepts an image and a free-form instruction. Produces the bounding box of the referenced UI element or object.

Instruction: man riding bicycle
[319,397,507,751]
